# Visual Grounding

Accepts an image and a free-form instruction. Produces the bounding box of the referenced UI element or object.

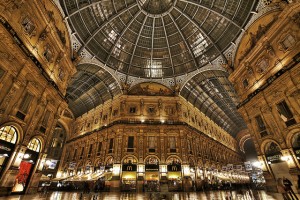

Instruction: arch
[0,122,24,144]
[166,155,182,165]
[85,159,93,167]
[104,156,114,165]
[286,127,300,148]
[290,132,300,149]
[128,82,174,96]
[0,125,18,144]
[94,158,104,167]
[260,139,281,155]
[27,137,42,152]
[144,155,160,164]
[121,155,138,164]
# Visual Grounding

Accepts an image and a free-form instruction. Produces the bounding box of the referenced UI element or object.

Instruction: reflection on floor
[0,190,290,200]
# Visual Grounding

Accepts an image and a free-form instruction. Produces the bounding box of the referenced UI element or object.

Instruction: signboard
[167,164,181,171]
[145,164,159,171]
[46,160,58,169]
[122,164,137,171]
[266,154,281,163]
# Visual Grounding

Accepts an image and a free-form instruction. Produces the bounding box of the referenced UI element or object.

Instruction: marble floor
[0,190,291,200]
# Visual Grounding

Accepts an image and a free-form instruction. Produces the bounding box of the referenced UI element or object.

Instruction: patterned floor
[0,190,285,200]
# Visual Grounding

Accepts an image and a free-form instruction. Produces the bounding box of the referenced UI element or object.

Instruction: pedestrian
[277,178,290,200]
[283,176,298,200]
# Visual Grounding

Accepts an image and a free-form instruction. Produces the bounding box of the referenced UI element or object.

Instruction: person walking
[283,177,299,200]
[277,178,290,200]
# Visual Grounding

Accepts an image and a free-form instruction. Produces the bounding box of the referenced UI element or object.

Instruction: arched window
[28,138,41,152]
[0,125,17,144]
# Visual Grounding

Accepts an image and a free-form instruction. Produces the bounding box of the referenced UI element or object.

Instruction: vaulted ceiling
[59,0,259,136]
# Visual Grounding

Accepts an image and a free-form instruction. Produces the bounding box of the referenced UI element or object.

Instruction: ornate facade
[58,95,242,191]
[230,1,300,192]
[0,0,299,196]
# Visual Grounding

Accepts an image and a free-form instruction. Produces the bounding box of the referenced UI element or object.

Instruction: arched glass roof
[180,70,247,136]
[60,0,256,78]
[59,0,258,135]
[66,64,122,117]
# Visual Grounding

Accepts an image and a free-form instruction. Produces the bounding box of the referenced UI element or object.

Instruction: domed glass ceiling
[60,0,257,78]
[60,0,257,135]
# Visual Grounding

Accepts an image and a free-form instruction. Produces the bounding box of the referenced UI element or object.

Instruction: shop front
[0,126,18,178]
[144,157,160,192]
[121,156,137,191]
[11,138,41,194]
[166,158,182,191]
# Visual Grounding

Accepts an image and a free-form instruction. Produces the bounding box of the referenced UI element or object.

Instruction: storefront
[121,156,137,191]
[0,126,18,178]
[166,157,182,191]
[11,138,41,194]
[144,157,160,192]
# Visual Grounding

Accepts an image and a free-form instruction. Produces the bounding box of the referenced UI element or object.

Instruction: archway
[0,125,18,178]
[11,138,41,193]
[291,132,300,160]
[264,142,289,181]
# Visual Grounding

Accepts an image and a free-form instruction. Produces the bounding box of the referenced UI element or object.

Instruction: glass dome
[60,0,256,78]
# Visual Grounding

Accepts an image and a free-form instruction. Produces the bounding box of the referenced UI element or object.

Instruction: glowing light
[24,154,30,159]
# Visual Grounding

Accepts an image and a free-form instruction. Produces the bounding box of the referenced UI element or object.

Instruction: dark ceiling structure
[60,0,258,136]
[66,64,122,117]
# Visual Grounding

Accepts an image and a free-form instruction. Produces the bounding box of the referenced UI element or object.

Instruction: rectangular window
[96,142,102,156]
[73,149,77,160]
[88,144,93,158]
[42,110,51,127]
[127,136,134,152]
[243,79,249,88]
[19,92,33,113]
[169,137,176,153]
[129,107,136,113]
[80,147,84,159]
[148,136,156,152]
[276,100,296,126]
[188,139,192,154]
[255,115,268,137]
[108,139,114,153]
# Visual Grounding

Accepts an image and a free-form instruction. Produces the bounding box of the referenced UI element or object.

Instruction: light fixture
[24,154,30,159]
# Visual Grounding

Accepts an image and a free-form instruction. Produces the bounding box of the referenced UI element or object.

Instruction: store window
[276,100,296,127]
